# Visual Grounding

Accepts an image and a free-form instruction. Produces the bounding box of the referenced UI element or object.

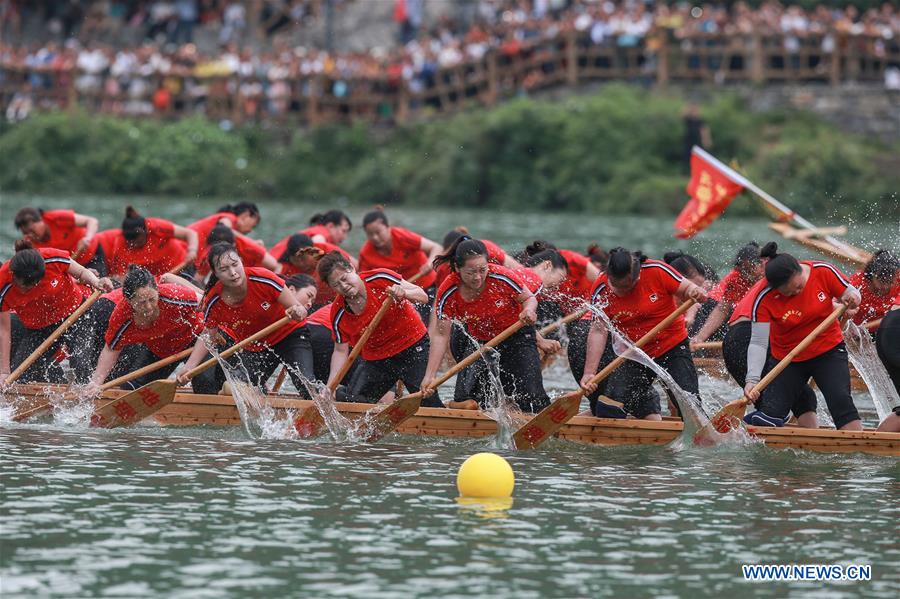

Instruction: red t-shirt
[556,249,594,311]
[0,248,86,329]
[436,264,536,341]
[280,242,352,305]
[26,209,98,265]
[105,284,202,357]
[588,260,686,358]
[109,217,186,276]
[330,269,425,361]
[728,278,768,324]
[358,227,436,288]
[850,270,899,326]
[434,239,507,287]
[196,235,267,276]
[751,261,851,361]
[710,268,757,305]
[307,305,333,330]
[189,212,238,244]
[93,229,120,266]
[201,267,300,352]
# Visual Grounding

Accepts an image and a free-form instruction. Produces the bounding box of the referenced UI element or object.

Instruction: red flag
[674,152,745,238]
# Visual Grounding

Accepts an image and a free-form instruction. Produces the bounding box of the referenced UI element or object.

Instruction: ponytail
[433,235,488,272]
[760,242,802,288]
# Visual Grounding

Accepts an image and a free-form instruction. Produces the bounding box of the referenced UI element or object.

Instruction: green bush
[1,87,897,219]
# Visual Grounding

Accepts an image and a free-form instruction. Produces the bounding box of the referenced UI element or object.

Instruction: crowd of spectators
[2,1,899,123]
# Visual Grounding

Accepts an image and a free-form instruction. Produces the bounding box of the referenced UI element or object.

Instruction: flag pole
[690,146,862,258]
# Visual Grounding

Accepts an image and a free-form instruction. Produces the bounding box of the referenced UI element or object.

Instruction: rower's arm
[277,287,308,321]
[90,345,122,387]
[585,260,601,282]
[745,322,771,386]
[326,342,351,389]
[502,253,522,270]
[692,301,731,345]
[260,251,281,273]
[516,289,538,325]
[173,224,200,262]
[159,272,204,297]
[310,234,328,245]
[177,331,214,383]
[419,237,442,275]
[423,318,452,383]
[67,260,113,291]
[393,278,428,304]
[839,285,861,309]
[0,311,11,378]
[676,278,708,304]
[583,319,608,378]
[73,213,98,242]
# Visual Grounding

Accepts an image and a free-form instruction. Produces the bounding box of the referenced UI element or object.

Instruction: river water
[1,194,898,597]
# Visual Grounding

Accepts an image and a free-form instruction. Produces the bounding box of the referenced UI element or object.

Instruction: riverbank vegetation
[1,84,896,219]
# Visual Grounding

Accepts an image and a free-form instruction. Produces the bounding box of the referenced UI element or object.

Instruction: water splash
[843,322,898,421]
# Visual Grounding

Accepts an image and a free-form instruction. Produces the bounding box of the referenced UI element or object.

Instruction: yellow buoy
[456,453,514,498]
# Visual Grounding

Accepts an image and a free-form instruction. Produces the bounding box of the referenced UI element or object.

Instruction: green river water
[1,194,898,598]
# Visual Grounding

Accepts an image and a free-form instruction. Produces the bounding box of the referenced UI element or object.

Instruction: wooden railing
[2,30,898,126]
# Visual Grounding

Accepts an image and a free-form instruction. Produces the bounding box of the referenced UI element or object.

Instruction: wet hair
[863,249,899,283]
[362,207,388,228]
[442,226,469,249]
[285,273,317,290]
[664,250,707,281]
[14,207,43,229]
[203,242,242,297]
[317,250,354,283]
[760,242,802,288]
[515,240,558,264]
[432,235,488,272]
[10,240,45,287]
[218,202,260,221]
[121,206,147,242]
[122,265,157,300]
[521,248,568,272]
[310,209,352,231]
[206,224,235,246]
[607,247,647,283]
[278,233,318,263]
[586,244,609,272]
[734,241,762,268]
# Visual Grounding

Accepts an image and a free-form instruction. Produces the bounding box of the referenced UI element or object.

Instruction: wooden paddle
[513,299,697,450]
[292,296,395,438]
[12,347,194,423]
[270,367,288,393]
[91,317,292,428]
[2,290,102,394]
[695,304,849,442]
[692,341,723,351]
[537,307,588,337]
[364,319,527,443]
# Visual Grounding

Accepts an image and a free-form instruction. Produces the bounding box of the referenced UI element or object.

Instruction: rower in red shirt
[0,242,114,386]
[521,241,600,314]
[875,292,900,432]
[108,206,199,278]
[422,237,550,412]
[358,208,442,321]
[286,275,341,386]
[315,252,443,407]
[14,206,104,273]
[849,249,899,328]
[580,248,707,420]
[270,210,353,257]
[186,202,262,268]
[691,242,764,346]
[277,233,356,307]
[177,243,313,396]
[84,266,203,394]
[194,225,279,279]
[745,242,862,431]
[434,228,521,287]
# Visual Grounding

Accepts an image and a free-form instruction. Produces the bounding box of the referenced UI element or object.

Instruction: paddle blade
[12,401,52,423]
[293,405,325,439]
[692,398,748,445]
[364,394,422,443]
[90,381,176,428]
[513,391,582,450]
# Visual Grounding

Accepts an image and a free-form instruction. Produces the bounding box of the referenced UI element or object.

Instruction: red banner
[674,152,745,238]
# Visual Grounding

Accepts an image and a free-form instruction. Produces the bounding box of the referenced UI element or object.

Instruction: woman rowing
[316,251,443,407]
[875,292,900,432]
[849,250,899,329]
[422,237,551,412]
[286,275,345,388]
[195,225,279,279]
[108,207,199,279]
[277,233,357,308]
[83,266,203,394]
[580,248,707,420]
[177,243,313,396]
[269,209,354,258]
[690,242,765,347]
[14,206,105,274]
[187,202,262,267]
[434,228,520,287]
[663,251,717,337]
[520,240,600,316]
[744,242,862,430]
[358,208,442,321]
[0,241,114,386]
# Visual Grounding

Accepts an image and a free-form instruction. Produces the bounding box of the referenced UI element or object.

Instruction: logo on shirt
[261,302,271,311]
[817,291,827,302]
[648,293,658,303]
[50,278,59,288]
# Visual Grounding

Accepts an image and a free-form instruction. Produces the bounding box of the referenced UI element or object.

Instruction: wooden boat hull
[6,385,898,457]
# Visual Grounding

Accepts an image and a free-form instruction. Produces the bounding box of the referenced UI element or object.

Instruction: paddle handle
[271,366,288,392]
[183,316,293,381]
[538,307,588,337]
[583,299,696,394]
[751,304,848,397]
[5,290,102,386]
[329,296,394,392]
[693,341,723,351]
[101,347,193,391]
[431,319,525,390]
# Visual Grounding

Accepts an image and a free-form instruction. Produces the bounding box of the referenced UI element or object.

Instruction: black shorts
[757,342,860,429]
[875,309,900,397]
[723,320,751,387]
[344,334,442,408]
